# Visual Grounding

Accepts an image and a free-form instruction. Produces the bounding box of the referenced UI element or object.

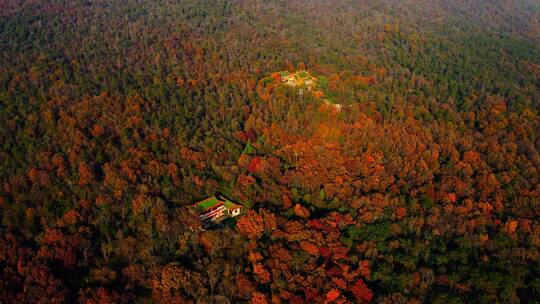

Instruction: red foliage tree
[350,279,373,303]
[237,210,265,239]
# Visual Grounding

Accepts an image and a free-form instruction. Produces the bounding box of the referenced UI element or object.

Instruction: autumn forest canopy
[1,0,540,303]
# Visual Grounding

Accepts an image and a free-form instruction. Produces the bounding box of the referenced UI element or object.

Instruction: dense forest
[1,0,539,303]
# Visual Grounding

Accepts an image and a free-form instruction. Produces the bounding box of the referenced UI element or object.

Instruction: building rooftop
[223,200,242,211]
[194,196,223,211]
[193,195,239,212]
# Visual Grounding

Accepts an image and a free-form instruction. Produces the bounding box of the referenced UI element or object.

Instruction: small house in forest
[192,195,242,222]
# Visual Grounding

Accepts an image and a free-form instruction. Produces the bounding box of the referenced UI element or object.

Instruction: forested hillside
[1,1,539,303]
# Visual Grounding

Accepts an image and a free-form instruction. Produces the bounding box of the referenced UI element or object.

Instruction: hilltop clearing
[261,70,347,108]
